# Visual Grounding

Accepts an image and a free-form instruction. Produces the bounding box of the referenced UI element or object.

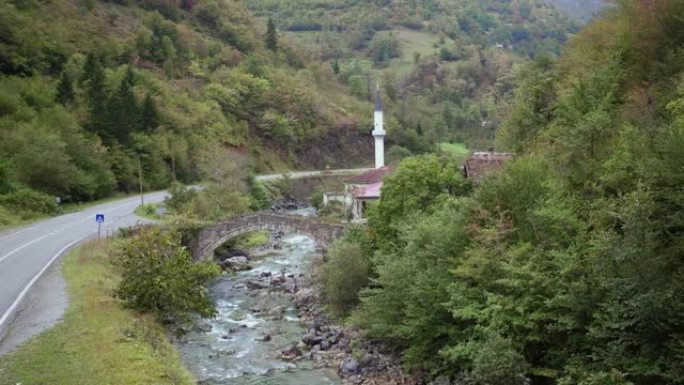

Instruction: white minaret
[372,84,385,169]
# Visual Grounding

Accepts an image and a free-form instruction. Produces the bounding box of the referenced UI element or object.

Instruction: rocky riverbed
[177,207,420,385]
[177,233,341,385]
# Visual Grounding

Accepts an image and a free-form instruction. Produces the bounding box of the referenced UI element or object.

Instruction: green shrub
[113,226,220,327]
[309,189,323,210]
[247,176,270,211]
[135,203,159,219]
[0,188,59,215]
[319,243,369,318]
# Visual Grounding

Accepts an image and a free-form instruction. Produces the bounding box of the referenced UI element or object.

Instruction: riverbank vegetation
[0,241,195,385]
[114,226,220,328]
[319,2,684,384]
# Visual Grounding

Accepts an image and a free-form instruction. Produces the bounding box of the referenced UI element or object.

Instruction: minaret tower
[373,84,386,169]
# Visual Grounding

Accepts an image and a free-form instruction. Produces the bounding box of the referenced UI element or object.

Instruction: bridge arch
[194,212,346,260]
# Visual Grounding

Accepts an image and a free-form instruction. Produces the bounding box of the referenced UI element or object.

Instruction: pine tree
[86,57,108,136]
[140,92,159,131]
[105,66,140,143]
[81,53,98,85]
[56,70,74,105]
[331,59,340,75]
[265,17,277,52]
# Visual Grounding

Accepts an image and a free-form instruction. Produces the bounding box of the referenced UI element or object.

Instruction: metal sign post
[96,214,105,239]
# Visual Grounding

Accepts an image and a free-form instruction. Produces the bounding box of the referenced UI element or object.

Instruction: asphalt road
[0,190,169,338]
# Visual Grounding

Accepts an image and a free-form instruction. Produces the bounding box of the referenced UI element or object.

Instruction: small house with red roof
[346,166,392,221]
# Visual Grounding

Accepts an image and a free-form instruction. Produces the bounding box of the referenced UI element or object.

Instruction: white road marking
[0,226,37,241]
[0,231,62,264]
[0,201,137,264]
[0,239,82,332]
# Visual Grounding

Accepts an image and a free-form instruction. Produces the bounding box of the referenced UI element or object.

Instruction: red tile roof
[346,166,393,184]
[464,151,515,184]
[353,182,383,199]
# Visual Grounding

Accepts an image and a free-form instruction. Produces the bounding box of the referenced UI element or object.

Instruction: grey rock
[302,331,322,346]
[268,306,284,319]
[281,345,302,360]
[246,278,269,290]
[359,353,374,367]
[255,334,271,342]
[221,256,250,271]
[339,357,360,375]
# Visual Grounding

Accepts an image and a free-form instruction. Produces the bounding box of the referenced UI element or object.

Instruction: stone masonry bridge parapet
[195,212,347,260]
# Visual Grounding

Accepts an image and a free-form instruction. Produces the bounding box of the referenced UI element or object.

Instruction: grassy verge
[0,241,194,385]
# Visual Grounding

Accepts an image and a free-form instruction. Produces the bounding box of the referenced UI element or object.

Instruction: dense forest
[319,1,684,384]
[0,0,375,224]
[546,0,608,22]
[0,0,587,225]
[247,0,578,152]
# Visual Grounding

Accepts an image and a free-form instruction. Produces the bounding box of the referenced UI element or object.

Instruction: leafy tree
[319,243,369,317]
[189,143,250,220]
[367,154,470,247]
[114,226,220,327]
[247,175,270,210]
[164,182,197,214]
[356,199,471,373]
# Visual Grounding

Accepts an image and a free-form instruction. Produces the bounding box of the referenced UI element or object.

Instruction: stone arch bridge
[194,212,347,260]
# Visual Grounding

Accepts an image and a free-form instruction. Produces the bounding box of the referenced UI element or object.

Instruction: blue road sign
[95,214,105,223]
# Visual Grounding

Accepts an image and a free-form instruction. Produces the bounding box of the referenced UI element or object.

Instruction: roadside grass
[0,241,195,385]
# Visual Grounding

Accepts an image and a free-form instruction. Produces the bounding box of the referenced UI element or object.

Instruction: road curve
[0,190,169,338]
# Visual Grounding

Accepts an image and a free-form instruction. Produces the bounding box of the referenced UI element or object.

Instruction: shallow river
[177,232,342,385]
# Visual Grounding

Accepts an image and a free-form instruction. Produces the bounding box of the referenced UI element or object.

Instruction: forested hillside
[320,1,684,384]
[546,0,608,22]
[248,0,578,152]
[0,0,372,224]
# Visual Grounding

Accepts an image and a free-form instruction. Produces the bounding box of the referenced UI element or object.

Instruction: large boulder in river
[246,278,270,290]
[221,256,250,271]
